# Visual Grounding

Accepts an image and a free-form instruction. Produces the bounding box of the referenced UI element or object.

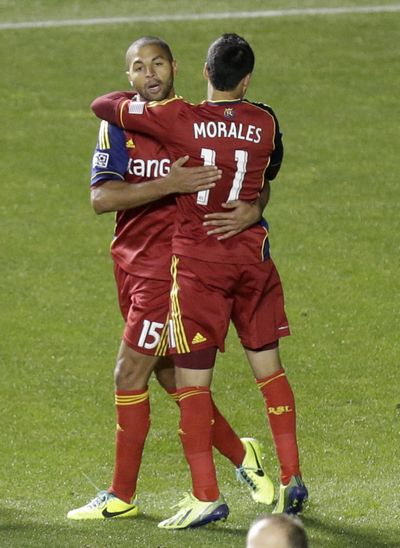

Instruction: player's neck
[207,81,244,102]
[208,90,243,102]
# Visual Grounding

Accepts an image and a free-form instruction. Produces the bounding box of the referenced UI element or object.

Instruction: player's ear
[172,59,178,76]
[126,70,134,87]
[242,73,252,94]
[243,73,251,86]
[203,63,209,80]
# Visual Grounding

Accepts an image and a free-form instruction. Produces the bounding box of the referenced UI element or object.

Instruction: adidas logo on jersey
[125,139,135,148]
[192,332,207,344]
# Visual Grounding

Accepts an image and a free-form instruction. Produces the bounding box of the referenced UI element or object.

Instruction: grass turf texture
[1,1,399,546]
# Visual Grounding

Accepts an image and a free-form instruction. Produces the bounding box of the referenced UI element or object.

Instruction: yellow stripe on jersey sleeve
[98,120,110,149]
[119,99,131,129]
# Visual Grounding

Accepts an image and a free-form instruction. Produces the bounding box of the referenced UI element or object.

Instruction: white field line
[1,5,400,30]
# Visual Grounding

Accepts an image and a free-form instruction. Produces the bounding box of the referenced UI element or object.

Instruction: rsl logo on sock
[268,406,293,415]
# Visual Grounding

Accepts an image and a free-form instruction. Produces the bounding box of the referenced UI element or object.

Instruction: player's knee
[114,354,136,388]
[114,344,155,390]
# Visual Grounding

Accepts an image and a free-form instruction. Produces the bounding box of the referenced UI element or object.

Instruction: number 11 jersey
[92,93,284,264]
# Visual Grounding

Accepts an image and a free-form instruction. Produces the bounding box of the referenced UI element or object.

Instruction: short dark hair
[206,33,255,91]
[125,36,174,67]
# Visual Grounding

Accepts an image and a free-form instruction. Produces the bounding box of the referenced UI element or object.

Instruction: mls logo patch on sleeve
[93,152,110,168]
[128,101,145,114]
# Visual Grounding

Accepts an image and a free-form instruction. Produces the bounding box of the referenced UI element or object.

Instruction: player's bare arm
[91,155,220,214]
[203,182,271,240]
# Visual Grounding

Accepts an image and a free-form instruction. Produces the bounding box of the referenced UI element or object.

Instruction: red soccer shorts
[169,255,290,354]
[114,264,170,356]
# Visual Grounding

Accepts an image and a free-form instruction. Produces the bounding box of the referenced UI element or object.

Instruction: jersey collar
[206,99,243,106]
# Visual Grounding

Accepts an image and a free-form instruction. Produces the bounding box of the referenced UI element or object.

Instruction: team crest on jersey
[128,101,145,114]
[224,107,235,119]
[93,152,109,168]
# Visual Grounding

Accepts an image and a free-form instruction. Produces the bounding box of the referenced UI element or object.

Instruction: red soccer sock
[109,389,150,503]
[211,400,245,467]
[257,369,300,485]
[166,387,244,467]
[177,386,219,501]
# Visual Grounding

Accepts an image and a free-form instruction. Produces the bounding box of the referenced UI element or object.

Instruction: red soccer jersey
[92,93,283,264]
[91,118,175,281]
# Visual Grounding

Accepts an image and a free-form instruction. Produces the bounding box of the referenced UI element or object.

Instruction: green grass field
[1,1,399,546]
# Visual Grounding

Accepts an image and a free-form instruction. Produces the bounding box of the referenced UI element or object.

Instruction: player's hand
[166,156,221,194]
[203,200,263,240]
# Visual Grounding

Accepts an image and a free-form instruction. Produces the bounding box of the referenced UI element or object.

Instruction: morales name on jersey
[193,120,262,143]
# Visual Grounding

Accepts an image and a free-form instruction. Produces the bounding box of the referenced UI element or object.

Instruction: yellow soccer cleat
[67,491,138,520]
[273,475,308,515]
[236,437,274,505]
[158,492,229,529]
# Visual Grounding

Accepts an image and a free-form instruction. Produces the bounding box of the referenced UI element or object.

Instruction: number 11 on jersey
[196,148,216,205]
[196,148,248,205]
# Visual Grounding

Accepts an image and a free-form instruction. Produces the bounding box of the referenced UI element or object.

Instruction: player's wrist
[250,199,263,220]
[161,171,180,194]
[153,174,175,197]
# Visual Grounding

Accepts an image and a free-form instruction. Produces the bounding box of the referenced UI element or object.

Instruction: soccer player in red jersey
[68,37,273,522]
[92,33,309,529]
